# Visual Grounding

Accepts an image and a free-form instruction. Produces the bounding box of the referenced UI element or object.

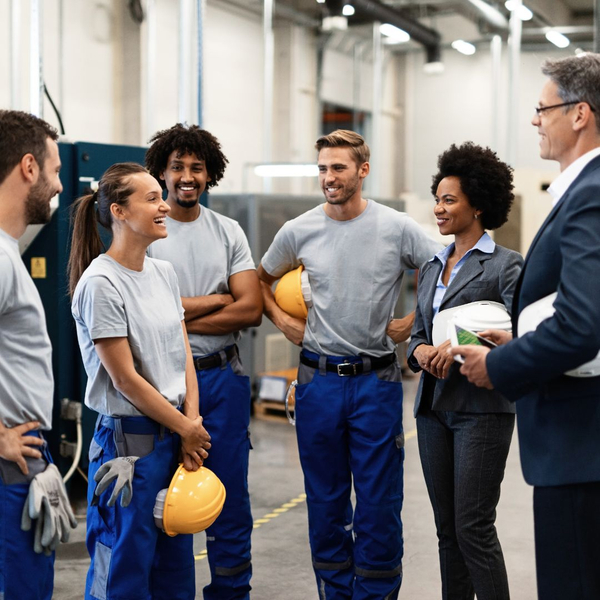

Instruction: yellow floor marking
[194,432,417,560]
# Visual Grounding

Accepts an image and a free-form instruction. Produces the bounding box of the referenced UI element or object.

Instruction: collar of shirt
[548,147,600,207]
[430,232,495,318]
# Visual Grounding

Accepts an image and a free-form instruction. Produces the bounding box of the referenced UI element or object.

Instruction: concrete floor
[53,374,537,599]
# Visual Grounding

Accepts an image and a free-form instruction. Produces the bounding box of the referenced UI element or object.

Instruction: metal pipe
[371,22,383,198]
[29,0,43,117]
[507,2,522,167]
[350,0,441,62]
[179,0,193,123]
[263,0,275,193]
[197,0,205,127]
[353,42,362,132]
[10,0,21,109]
[490,35,502,152]
[146,0,157,138]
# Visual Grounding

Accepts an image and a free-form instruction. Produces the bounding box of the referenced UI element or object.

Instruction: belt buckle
[337,362,358,377]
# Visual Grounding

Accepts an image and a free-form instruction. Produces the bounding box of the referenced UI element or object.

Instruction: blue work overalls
[0,431,54,600]
[195,346,253,600]
[85,415,195,600]
[296,350,405,600]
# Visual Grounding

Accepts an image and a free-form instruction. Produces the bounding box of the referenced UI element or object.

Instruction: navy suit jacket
[408,245,522,416]
[487,154,600,487]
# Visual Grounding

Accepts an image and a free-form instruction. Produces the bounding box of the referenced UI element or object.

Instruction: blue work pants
[0,432,54,600]
[295,351,405,600]
[196,350,253,600]
[85,417,195,600]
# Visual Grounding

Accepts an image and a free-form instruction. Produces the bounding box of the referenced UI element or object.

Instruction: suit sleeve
[407,264,430,373]
[488,179,600,400]
[498,250,524,315]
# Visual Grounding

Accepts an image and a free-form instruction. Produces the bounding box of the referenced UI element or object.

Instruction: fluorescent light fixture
[322,15,348,31]
[545,30,570,48]
[254,164,319,178]
[316,0,325,4]
[504,1,533,21]
[379,23,410,44]
[451,40,476,55]
[423,61,445,75]
[342,4,355,16]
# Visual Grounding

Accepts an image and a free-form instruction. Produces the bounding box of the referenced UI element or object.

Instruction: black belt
[299,352,396,376]
[193,345,237,371]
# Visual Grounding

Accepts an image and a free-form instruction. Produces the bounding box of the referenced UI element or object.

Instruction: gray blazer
[407,245,523,416]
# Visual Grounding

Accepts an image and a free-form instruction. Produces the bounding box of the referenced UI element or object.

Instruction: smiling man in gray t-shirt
[258,130,441,600]
[146,124,262,600]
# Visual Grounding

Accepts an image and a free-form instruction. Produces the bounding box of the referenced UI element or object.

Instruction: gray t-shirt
[261,200,442,357]
[147,207,256,357]
[71,254,186,417]
[0,228,53,429]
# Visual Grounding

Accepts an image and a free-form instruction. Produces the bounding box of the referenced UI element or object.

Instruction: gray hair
[541,53,600,133]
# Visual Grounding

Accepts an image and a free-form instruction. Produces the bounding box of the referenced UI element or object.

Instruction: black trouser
[534,481,600,600]
[417,409,515,600]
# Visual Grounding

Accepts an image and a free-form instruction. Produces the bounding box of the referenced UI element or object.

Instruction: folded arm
[185,270,263,336]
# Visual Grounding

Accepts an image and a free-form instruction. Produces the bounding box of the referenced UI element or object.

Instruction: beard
[323,173,361,206]
[25,171,55,225]
[176,198,199,209]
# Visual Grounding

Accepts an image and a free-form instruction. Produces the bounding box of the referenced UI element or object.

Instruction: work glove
[21,463,78,555]
[93,456,139,508]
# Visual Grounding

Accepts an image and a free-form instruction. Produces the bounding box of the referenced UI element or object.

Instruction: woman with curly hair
[407,142,523,600]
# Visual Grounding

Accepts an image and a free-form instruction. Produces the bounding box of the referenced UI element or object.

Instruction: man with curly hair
[455,53,600,599]
[146,124,262,600]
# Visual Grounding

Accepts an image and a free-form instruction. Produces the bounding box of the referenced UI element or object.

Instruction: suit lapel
[419,261,442,340]
[439,252,491,309]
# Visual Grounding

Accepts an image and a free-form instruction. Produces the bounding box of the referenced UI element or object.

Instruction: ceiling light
[316,0,326,4]
[254,164,319,178]
[451,40,476,55]
[379,23,410,44]
[423,61,445,75]
[545,30,570,48]
[322,15,348,31]
[505,1,533,21]
[342,4,355,16]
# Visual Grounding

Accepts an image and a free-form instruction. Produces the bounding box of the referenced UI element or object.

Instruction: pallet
[253,398,295,422]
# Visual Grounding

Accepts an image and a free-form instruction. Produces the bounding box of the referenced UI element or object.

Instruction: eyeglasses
[534,100,596,116]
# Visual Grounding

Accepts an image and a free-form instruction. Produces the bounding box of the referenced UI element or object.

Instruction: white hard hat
[518,292,600,378]
[432,301,511,347]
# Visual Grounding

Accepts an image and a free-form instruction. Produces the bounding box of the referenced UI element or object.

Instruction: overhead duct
[325,0,442,64]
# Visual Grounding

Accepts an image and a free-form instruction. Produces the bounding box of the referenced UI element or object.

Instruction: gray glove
[21,463,78,555]
[93,456,138,508]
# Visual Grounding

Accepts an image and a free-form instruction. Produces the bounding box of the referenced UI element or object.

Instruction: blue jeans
[296,351,404,600]
[417,409,514,600]
[196,350,253,600]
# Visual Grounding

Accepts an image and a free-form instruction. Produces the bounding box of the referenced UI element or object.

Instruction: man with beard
[0,109,75,599]
[257,130,441,600]
[145,124,262,600]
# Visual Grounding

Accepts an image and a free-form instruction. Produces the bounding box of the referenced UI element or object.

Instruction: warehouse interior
[1,0,598,598]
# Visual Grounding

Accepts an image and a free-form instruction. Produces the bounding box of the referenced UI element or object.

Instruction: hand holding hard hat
[432,301,511,348]
[153,465,226,536]
[518,292,600,378]
[274,265,313,320]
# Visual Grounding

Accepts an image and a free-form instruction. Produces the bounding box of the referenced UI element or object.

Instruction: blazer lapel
[419,260,442,340]
[439,252,491,309]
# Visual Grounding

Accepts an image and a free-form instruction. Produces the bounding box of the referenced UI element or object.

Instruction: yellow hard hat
[274,265,312,320]
[155,465,226,537]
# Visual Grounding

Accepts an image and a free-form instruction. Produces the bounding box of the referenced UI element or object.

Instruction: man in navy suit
[454,53,600,599]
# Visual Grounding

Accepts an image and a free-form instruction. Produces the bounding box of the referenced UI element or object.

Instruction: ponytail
[67,162,148,298]
[67,192,104,298]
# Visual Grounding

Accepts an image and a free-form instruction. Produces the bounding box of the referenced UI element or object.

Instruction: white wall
[0,0,574,215]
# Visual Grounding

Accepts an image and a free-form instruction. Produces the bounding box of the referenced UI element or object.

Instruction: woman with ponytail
[68,163,210,600]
